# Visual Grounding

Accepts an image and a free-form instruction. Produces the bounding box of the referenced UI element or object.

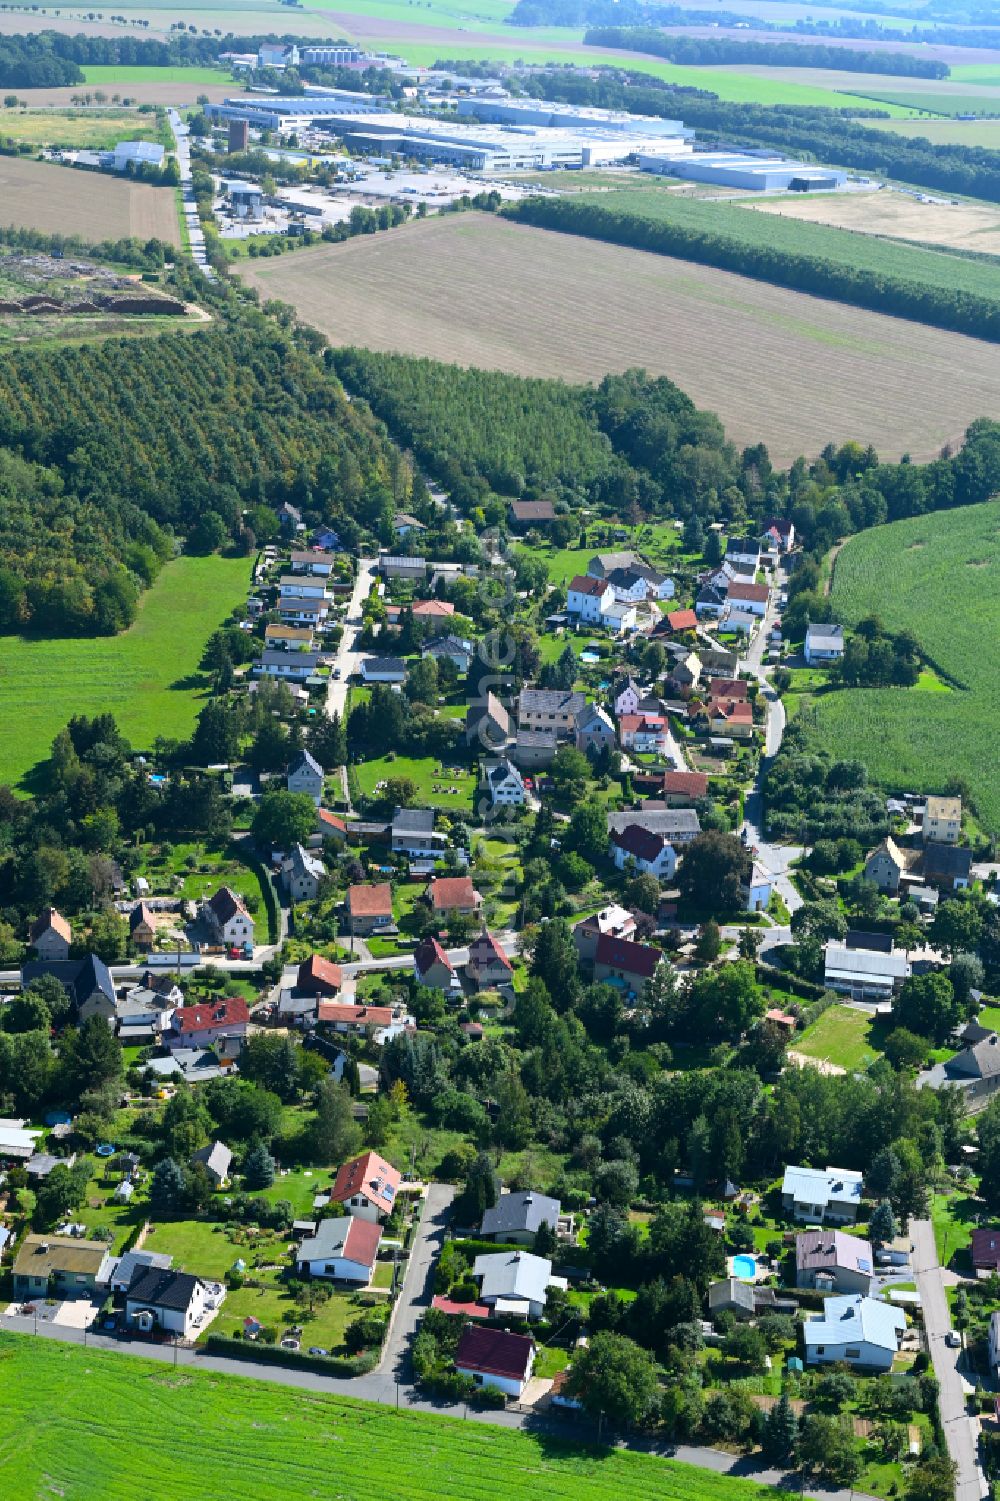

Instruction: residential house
[971,1228,1000,1276]
[13,1234,112,1299]
[414,936,460,995]
[287,749,324,805]
[923,795,961,846]
[191,1141,232,1189]
[512,728,558,770]
[509,499,555,528]
[610,823,677,882]
[483,758,525,808]
[593,934,663,997]
[466,929,513,990]
[740,862,772,913]
[481,1190,561,1247]
[278,502,302,533]
[586,550,648,580]
[295,1216,381,1283]
[804,623,845,666]
[518,688,585,740]
[762,517,795,552]
[781,1165,863,1225]
[426,876,483,919]
[359,656,408,685]
[412,599,455,634]
[317,1001,393,1037]
[279,596,329,627]
[22,956,116,1025]
[922,842,972,892]
[602,599,638,636]
[423,634,474,673]
[575,703,616,757]
[865,837,906,894]
[129,903,156,951]
[618,714,670,756]
[567,574,614,624]
[466,692,512,752]
[25,1151,76,1182]
[258,649,323,684]
[708,676,748,701]
[572,904,636,964]
[803,1294,905,1372]
[989,1310,1000,1376]
[725,536,762,571]
[296,954,343,997]
[727,580,769,617]
[0,1121,42,1162]
[393,512,426,538]
[824,942,910,1001]
[945,1033,1000,1090]
[282,844,326,903]
[379,555,427,582]
[696,581,728,620]
[291,549,336,576]
[330,1151,401,1223]
[606,564,674,604]
[664,607,698,634]
[606,808,700,845]
[708,1277,756,1317]
[311,525,339,551]
[666,651,701,692]
[455,1324,535,1399]
[126,1269,211,1339]
[29,907,72,960]
[203,887,255,950]
[392,807,447,859]
[718,606,758,638]
[346,883,394,937]
[662,770,709,806]
[279,574,326,600]
[108,1249,173,1298]
[471,1250,563,1320]
[315,808,348,845]
[166,997,250,1055]
[613,678,642,718]
[795,1230,874,1295]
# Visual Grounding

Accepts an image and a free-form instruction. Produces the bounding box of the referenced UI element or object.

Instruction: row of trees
[583,26,948,76]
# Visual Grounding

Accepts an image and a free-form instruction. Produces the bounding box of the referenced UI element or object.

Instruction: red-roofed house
[708,677,748,700]
[330,1151,401,1223]
[610,823,676,881]
[455,1324,536,1398]
[617,714,669,755]
[972,1228,1000,1275]
[593,934,663,996]
[664,608,698,634]
[426,876,483,918]
[762,517,795,553]
[728,581,770,616]
[295,1215,381,1283]
[317,1001,393,1036]
[710,700,754,739]
[166,997,249,1054]
[466,929,513,990]
[412,599,455,634]
[414,936,460,994]
[567,573,614,624]
[203,886,255,949]
[662,770,709,806]
[297,954,343,997]
[316,808,347,843]
[346,883,394,937]
[29,907,72,962]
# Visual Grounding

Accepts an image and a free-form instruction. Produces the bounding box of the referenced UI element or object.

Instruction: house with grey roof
[287,749,324,805]
[392,806,447,858]
[480,1190,561,1247]
[471,1250,565,1320]
[782,1165,863,1225]
[282,843,326,903]
[803,1294,905,1371]
[804,623,844,666]
[606,807,700,845]
[109,1249,174,1296]
[191,1140,233,1189]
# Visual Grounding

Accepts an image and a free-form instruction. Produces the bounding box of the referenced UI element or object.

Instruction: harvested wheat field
[241,213,1000,463]
[0,156,179,246]
[11,79,232,107]
[750,187,1000,256]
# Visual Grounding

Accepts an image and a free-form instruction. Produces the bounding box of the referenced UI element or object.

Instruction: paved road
[327,556,377,722]
[167,108,214,281]
[371,1182,455,1397]
[911,1216,986,1501]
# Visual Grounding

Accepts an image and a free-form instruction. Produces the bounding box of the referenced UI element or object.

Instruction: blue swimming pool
[733,1254,757,1282]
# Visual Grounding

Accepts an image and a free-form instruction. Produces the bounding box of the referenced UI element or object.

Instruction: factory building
[205,92,389,131]
[225,179,264,221]
[455,95,692,141]
[638,149,846,191]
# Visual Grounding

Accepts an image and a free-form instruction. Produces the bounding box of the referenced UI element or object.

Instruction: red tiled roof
[972,1228,1000,1268]
[412,600,454,617]
[427,877,480,912]
[317,808,347,834]
[468,929,512,971]
[331,1151,401,1216]
[30,907,71,943]
[594,933,662,979]
[415,936,455,977]
[665,608,698,632]
[130,902,155,931]
[347,882,393,917]
[455,1324,534,1383]
[663,770,709,799]
[297,954,343,995]
[729,582,769,604]
[708,677,748,699]
[612,823,667,862]
[713,700,753,724]
[171,997,249,1035]
[568,574,608,597]
[343,1215,382,1269]
[431,1295,490,1319]
[317,1002,393,1027]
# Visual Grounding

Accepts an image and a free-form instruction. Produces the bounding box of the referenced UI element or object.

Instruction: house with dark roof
[23,955,116,1024]
[795,1230,874,1295]
[922,841,972,892]
[202,887,254,949]
[455,1324,535,1398]
[518,688,586,740]
[609,823,676,881]
[946,1033,1000,1086]
[606,808,700,845]
[392,807,447,858]
[295,1216,381,1283]
[972,1227,1000,1276]
[509,499,556,528]
[465,691,512,752]
[330,1151,401,1223]
[109,1248,173,1297]
[287,749,324,805]
[282,843,326,903]
[359,656,408,685]
[575,702,616,757]
[422,634,474,674]
[593,934,663,996]
[481,1190,561,1247]
[126,1268,211,1339]
[512,727,558,770]
[129,902,156,951]
[483,758,525,808]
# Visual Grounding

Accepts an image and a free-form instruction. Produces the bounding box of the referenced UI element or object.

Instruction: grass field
[875,118,1000,149]
[242,213,1000,466]
[0,554,250,789]
[793,1004,877,1072]
[0,1332,798,1501]
[808,499,1000,832]
[0,107,168,149]
[80,64,228,84]
[354,752,476,812]
[846,87,1000,116]
[0,155,180,245]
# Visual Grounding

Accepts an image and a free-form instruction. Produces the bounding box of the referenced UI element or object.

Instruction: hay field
[241,213,1000,465]
[12,78,232,108]
[750,189,1000,256]
[0,108,166,149]
[0,156,179,246]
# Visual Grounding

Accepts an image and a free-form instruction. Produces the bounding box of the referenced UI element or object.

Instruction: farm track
[240,214,1000,465]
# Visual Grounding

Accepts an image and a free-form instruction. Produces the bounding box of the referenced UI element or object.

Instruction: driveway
[911,1216,986,1501]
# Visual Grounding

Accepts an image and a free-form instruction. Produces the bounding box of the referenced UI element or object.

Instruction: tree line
[583,26,948,76]
[503,194,1000,344]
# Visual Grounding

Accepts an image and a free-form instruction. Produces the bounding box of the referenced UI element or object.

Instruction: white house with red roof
[30,907,72,962]
[317,1001,393,1036]
[466,929,513,990]
[166,996,250,1054]
[617,713,670,756]
[295,1215,381,1283]
[593,934,663,997]
[610,823,677,881]
[330,1151,401,1223]
[202,887,255,949]
[455,1324,536,1399]
[414,936,460,995]
[426,876,483,918]
[567,574,614,623]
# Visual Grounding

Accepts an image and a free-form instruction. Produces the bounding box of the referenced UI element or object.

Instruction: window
[816,1346,825,1355]
[846,1348,860,1359]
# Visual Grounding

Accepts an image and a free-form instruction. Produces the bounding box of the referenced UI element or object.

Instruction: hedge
[203,1335,378,1378]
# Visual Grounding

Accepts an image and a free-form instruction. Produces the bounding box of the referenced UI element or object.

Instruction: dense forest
[582,27,947,76]
[504,195,1000,344]
[489,65,1000,203]
[0,314,400,636]
[0,31,372,81]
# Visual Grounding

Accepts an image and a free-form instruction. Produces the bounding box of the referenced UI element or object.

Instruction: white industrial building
[205,91,390,132]
[639,148,846,191]
[109,140,165,173]
[454,95,693,140]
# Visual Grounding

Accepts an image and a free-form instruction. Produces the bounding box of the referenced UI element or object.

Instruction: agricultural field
[0,1333,799,1501]
[13,77,234,108]
[0,554,250,789]
[874,118,1000,149]
[749,188,1000,258]
[0,156,180,245]
[80,64,229,85]
[808,498,1000,832]
[0,107,169,149]
[846,87,1000,116]
[241,213,1000,465]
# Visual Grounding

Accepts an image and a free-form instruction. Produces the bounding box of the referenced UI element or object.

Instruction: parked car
[308,1346,328,1356]
[945,1331,961,1348]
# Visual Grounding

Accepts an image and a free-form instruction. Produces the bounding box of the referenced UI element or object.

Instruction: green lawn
[0,1331,801,1500]
[931,1189,980,1275]
[0,554,250,789]
[81,64,229,84]
[354,754,476,813]
[0,108,169,149]
[793,1004,876,1072]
